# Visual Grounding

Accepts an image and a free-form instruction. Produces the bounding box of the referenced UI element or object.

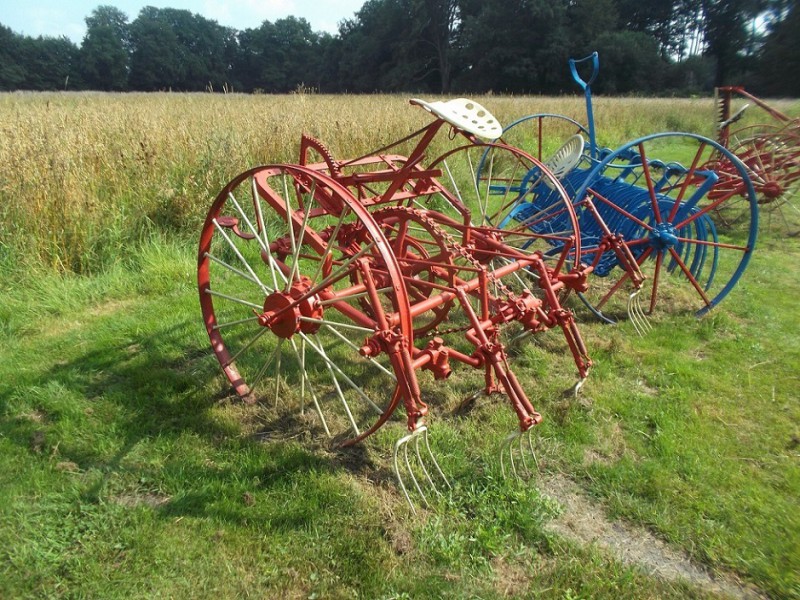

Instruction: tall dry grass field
[0,91,795,274]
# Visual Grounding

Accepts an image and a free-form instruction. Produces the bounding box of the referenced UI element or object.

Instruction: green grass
[1,231,798,598]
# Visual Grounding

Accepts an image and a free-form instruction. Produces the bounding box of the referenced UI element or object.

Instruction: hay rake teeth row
[492,53,759,327]
[199,98,593,510]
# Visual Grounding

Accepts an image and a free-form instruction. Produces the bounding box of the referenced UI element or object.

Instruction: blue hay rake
[479,53,758,330]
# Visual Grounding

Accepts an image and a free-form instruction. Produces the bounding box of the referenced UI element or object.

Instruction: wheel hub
[760,180,784,201]
[258,276,323,338]
[647,222,679,250]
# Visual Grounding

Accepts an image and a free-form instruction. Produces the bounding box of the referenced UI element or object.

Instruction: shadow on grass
[0,312,377,529]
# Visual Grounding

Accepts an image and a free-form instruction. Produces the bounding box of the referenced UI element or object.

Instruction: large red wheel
[198,165,418,443]
[428,142,582,276]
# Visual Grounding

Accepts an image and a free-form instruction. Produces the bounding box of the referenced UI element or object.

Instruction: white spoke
[274,338,283,406]
[288,181,317,286]
[212,316,261,330]
[228,191,269,255]
[301,333,383,414]
[299,316,375,334]
[282,173,299,290]
[224,326,270,367]
[443,159,462,203]
[304,333,360,434]
[205,251,266,289]
[323,324,397,381]
[250,338,284,393]
[250,175,288,289]
[288,337,330,436]
[303,241,377,301]
[481,152,495,221]
[204,288,262,310]
[212,218,270,295]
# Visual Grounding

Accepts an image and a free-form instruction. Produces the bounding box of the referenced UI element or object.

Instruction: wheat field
[2,91,753,274]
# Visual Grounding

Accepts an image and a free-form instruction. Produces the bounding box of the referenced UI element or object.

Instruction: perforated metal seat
[545,134,585,179]
[410,98,503,140]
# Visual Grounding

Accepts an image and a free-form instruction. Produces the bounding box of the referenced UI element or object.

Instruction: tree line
[1,0,797,96]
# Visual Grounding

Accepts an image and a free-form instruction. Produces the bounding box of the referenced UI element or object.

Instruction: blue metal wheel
[566,132,759,321]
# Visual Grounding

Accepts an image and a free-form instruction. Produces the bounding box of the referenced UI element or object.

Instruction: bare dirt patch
[539,473,766,600]
[111,492,171,509]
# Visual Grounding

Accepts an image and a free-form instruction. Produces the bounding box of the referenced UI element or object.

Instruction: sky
[0,0,366,43]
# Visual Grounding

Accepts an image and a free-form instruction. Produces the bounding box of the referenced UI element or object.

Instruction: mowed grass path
[1,93,799,598]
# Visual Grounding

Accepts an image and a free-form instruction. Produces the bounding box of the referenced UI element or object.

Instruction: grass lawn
[0,232,797,599]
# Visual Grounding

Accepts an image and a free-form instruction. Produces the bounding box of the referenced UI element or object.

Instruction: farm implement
[198,98,593,510]
[712,85,800,231]
[492,53,759,328]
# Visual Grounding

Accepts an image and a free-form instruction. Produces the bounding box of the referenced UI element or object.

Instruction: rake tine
[627,291,644,337]
[635,292,653,332]
[526,430,540,471]
[499,430,521,479]
[393,432,418,515]
[394,426,450,514]
[517,431,531,476]
[403,436,429,506]
[414,433,440,495]
[627,290,652,336]
[569,376,588,399]
[422,427,452,491]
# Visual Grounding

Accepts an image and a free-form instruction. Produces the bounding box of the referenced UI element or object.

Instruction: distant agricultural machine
[710,86,800,231]
[489,53,759,329]
[198,98,593,510]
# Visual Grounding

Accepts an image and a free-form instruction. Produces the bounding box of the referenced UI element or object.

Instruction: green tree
[80,5,129,90]
[457,0,571,94]
[235,17,324,92]
[0,25,26,89]
[757,1,800,94]
[128,7,233,91]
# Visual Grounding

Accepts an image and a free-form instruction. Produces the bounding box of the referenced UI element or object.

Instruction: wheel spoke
[204,251,266,289]
[252,176,288,289]
[204,288,262,310]
[288,180,317,286]
[302,333,384,415]
[212,218,271,295]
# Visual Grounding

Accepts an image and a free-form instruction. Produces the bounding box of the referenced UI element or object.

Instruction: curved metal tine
[393,428,429,514]
[501,429,541,480]
[423,427,452,490]
[499,430,521,479]
[626,290,652,336]
[627,290,644,336]
[411,427,452,496]
[526,430,540,471]
[636,291,653,332]
[570,376,588,399]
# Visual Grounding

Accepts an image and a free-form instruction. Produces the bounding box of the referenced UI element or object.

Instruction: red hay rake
[712,86,800,231]
[198,99,592,510]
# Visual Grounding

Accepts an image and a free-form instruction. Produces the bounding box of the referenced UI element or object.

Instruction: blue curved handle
[569,52,600,158]
[569,52,600,90]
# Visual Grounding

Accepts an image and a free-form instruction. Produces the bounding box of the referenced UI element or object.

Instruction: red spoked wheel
[198,165,420,443]
[574,133,758,322]
[729,129,800,231]
[428,142,582,277]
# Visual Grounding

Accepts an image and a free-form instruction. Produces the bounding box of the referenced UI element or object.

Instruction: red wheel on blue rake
[566,132,759,323]
[198,165,422,444]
